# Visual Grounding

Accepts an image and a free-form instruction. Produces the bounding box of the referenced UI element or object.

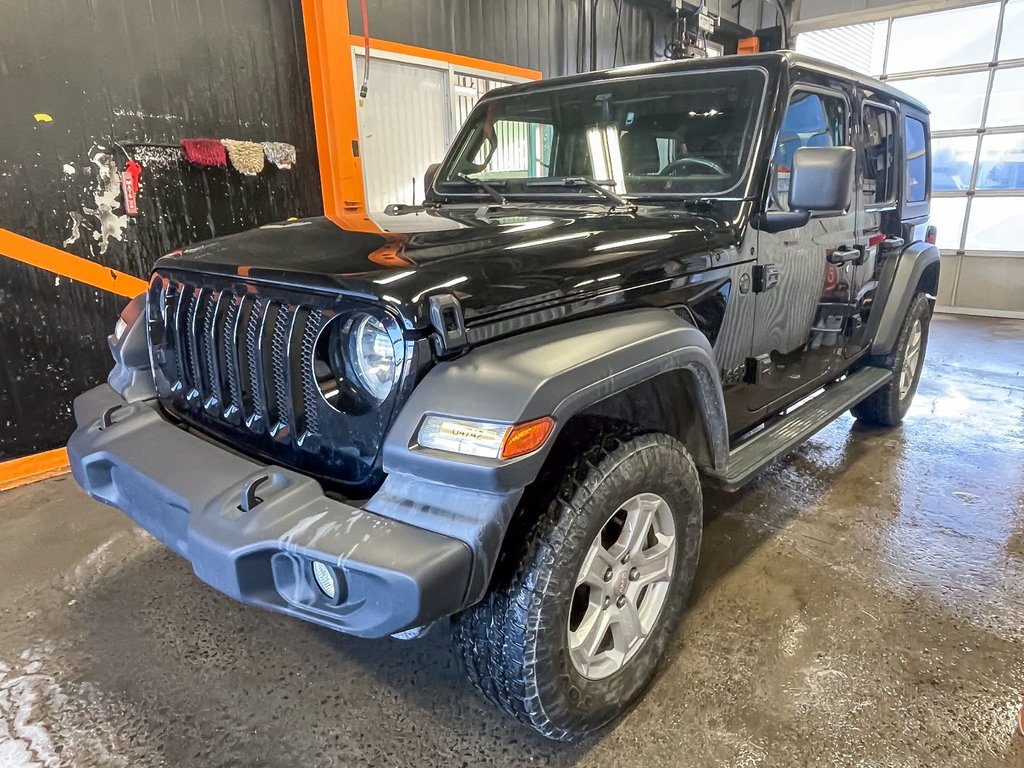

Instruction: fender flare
[870,241,940,356]
[382,307,728,494]
[370,308,729,605]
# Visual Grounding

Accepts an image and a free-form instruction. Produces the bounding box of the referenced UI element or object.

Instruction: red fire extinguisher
[121,160,142,216]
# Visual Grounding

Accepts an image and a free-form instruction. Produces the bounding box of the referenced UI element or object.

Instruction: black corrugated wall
[0,0,323,461]
[347,0,662,76]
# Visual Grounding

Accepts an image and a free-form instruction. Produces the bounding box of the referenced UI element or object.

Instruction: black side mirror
[789,146,855,212]
[423,162,441,199]
[752,146,855,233]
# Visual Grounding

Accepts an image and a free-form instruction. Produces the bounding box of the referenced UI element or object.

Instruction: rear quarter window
[904,115,929,203]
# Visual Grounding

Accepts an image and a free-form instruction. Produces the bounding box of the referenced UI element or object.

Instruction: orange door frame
[301,0,540,233]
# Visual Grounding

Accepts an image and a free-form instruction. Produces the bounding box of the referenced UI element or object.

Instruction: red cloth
[181,139,227,167]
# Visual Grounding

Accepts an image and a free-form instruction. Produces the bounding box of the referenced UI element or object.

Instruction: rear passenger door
[846,98,899,358]
[748,85,858,412]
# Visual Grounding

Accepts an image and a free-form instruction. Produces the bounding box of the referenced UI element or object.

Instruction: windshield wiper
[454,172,507,205]
[525,177,636,212]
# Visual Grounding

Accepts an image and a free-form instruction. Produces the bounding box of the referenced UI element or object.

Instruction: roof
[485,50,929,115]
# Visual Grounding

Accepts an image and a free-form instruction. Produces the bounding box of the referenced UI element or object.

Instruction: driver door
[747,85,858,412]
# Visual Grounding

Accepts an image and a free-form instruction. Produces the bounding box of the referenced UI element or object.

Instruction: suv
[69,52,937,741]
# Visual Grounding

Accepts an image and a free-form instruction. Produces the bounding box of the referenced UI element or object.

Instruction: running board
[705,366,892,491]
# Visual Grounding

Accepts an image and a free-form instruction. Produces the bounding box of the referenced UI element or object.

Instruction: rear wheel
[853,292,932,426]
[452,431,703,741]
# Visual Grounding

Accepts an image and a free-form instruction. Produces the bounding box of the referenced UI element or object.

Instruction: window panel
[795,21,887,75]
[892,71,988,131]
[862,104,896,204]
[976,133,1024,191]
[930,197,968,250]
[932,136,978,192]
[965,197,1024,251]
[475,120,554,179]
[886,3,1000,74]
[986,67,1024,128]
[998,0,1024,61]
[904,116,928,203]
[773,91,847,210]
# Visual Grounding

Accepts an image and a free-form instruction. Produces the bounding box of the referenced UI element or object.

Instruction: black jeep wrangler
[69,52,937,741]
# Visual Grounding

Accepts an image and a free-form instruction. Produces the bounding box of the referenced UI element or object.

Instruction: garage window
[797,0,1024,316]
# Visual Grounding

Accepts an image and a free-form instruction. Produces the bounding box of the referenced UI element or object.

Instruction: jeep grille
[147,270,405,490]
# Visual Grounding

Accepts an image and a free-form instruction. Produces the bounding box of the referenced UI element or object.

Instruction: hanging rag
[180,138,227,167]
[221,139,265,175]
[261,141,297,170]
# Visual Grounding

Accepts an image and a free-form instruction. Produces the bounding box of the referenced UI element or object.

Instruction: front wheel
[452,431,703,741]
[853,292,932,426]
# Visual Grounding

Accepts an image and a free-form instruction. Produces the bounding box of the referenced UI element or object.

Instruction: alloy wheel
[567,492,677,680]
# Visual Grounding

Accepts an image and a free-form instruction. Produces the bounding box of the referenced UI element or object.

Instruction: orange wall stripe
[349,36,542,81]
[0,228,147,299]
[0,448,70,492]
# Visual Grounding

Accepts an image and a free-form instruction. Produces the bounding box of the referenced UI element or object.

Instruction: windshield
[435,67,767,201]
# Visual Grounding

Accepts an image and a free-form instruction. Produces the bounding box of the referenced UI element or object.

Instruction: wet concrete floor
[1,313,1022,767]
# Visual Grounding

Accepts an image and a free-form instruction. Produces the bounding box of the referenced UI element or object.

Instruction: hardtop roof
[484,50,929,116]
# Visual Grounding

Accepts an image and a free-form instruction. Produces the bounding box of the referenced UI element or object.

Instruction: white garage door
[797,0,1024,318]
[353,51,526,217]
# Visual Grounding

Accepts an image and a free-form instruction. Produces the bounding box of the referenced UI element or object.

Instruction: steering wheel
[660,157,726,177]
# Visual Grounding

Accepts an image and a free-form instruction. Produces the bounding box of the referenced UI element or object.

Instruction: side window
[904,116,929,203]
[773,91,847,210]
[862,104,897,206]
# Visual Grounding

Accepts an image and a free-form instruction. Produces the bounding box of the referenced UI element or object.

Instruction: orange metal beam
[301,0,381,232]
[0,448,70,492]
[350,36,543,82]
[0,228,147,298]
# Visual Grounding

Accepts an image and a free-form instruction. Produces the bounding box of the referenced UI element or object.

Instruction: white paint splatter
[61,212,83,247]
[61,163,75,176]
[80,150,128,255]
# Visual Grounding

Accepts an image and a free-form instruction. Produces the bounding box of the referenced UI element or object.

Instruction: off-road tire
[452,431,703,742]
[852,292,932,426]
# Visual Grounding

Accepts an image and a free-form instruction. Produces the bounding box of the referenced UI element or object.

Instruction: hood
[154,204,742,331]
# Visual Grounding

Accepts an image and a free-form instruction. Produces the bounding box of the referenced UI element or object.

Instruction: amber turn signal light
[500,417,556,460]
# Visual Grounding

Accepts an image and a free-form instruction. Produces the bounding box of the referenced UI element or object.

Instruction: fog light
[311,560,338,600]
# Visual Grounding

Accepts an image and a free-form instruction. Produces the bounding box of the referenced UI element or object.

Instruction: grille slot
[151,277,327,455]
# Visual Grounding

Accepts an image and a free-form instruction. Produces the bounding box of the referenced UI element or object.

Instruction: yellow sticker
[33,113,53,123]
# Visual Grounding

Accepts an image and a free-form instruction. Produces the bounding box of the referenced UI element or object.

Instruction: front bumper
[67,384,472,638]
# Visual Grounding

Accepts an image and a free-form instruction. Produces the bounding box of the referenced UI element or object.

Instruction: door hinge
[752,264,780,293]
[744,353,773,384]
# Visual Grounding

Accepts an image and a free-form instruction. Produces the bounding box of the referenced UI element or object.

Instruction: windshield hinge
[428,293,468,356]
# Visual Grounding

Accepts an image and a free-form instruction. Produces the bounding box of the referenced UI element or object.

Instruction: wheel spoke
[576,540,616,589]
[631,544,674,589]
[570,602,612,673]
[620,494,660,558]
[610,599,644,650]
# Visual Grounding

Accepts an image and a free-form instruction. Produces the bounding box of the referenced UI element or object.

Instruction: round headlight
[347,314,400,401]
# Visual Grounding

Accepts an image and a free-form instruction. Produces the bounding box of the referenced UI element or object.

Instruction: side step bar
[705,366,892,491]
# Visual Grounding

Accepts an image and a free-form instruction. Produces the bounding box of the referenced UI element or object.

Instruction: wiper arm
[525,177,636,212]
[455,172,507,205]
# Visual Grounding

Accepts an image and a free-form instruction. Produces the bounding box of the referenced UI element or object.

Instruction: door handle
[827,244,865,266]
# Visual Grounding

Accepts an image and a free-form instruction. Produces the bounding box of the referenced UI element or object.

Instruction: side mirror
[789,146,855,213]
[423,162,441,199]
[752,146,855,233]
